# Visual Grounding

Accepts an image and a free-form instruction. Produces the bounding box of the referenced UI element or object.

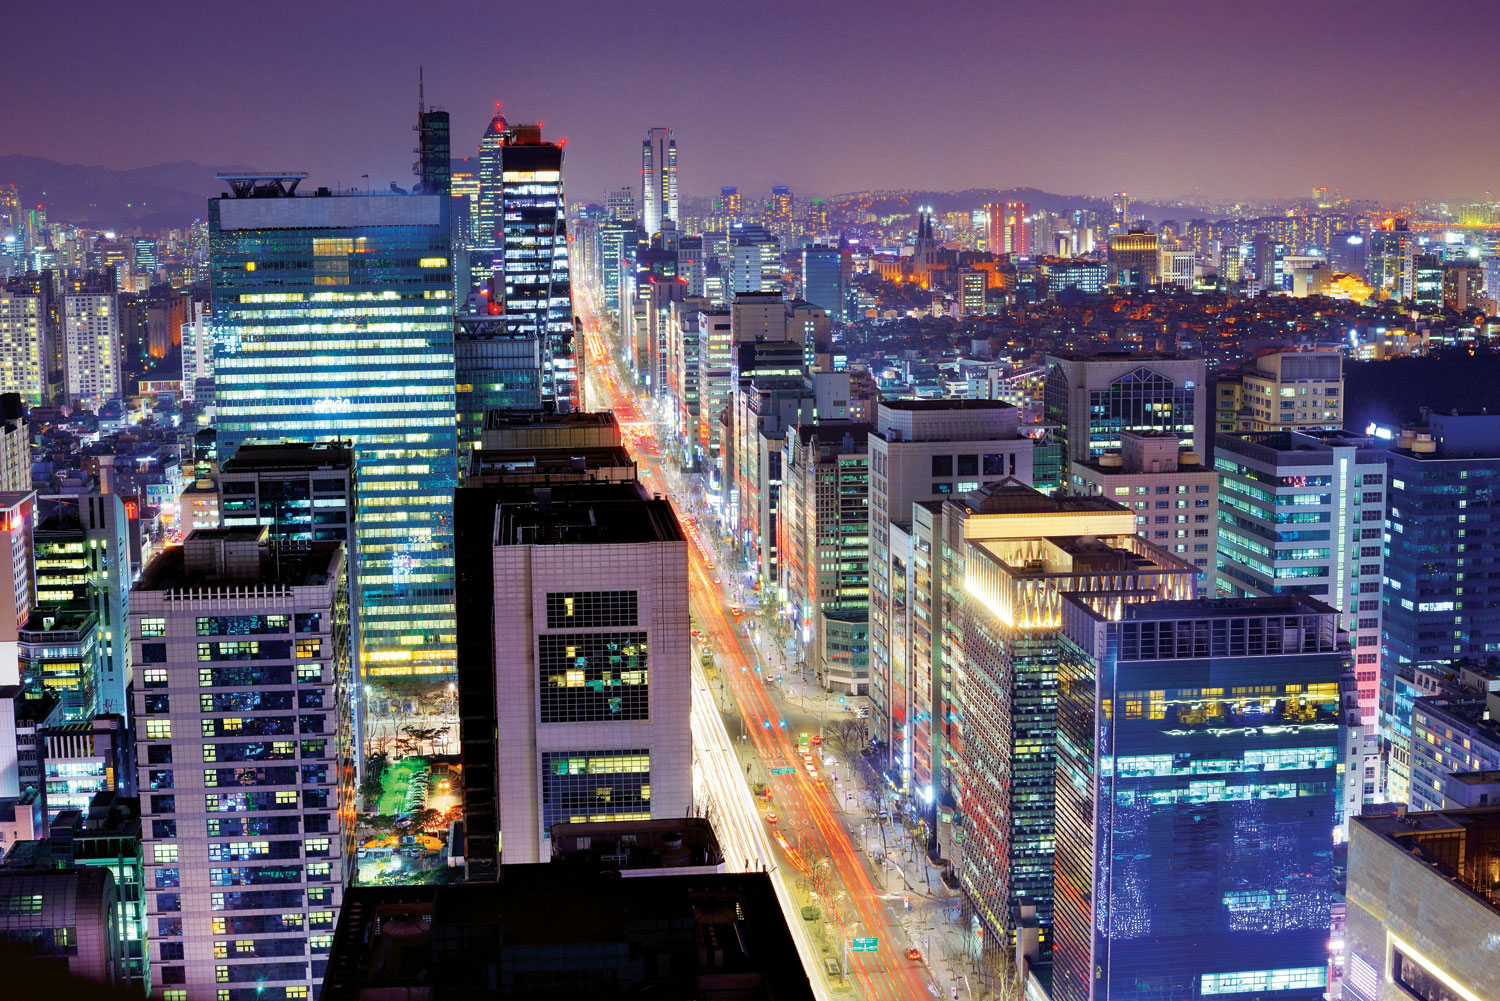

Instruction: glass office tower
[1052,595,1345,1001]
[210,174,457,681]
[496,122,576,412]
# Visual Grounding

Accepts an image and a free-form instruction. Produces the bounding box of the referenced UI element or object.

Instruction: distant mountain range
[0,155,259,232]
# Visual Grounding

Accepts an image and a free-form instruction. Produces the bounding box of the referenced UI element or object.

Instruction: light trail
[576,283,941,1001]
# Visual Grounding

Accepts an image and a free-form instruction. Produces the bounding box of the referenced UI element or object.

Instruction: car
[730,606,742,616]
[906,948,923,962]
[802,754,813,764]
[713,577,721,585]
[765,812,778,824]
[811,735,823,745]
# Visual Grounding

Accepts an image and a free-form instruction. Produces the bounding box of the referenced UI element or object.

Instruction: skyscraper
[1367,218,1414,301]
[799,243,842,317]
[492,120,577,412]
[133,529,354,1001]
[955,485,1194,962]
[1003,200,1031,254]
[475,104,509,260]
[865,400,1034,790]
[1052,595,1345,1001]
[209,171,458,683]
[641,126,678,238]
[0,290,46,403]
[62,289,120,409]
[1381,412,1500,804]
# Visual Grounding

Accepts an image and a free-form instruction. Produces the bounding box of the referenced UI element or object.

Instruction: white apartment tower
[0,292,46,404]
[641,126,678,238]
[63,291,121,408]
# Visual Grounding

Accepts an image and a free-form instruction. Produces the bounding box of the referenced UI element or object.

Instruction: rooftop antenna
[419,66,425,115]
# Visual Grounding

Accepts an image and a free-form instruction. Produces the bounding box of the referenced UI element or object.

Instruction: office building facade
[1052,596,1346,1001]
[866,400,1034,788]
[640,127,678,238]
[455,482,690,873]
[1043,352,1208,468]
[779,421,871,694]
[955,487,1194,961]
[1382,413,1500,805]
[132,529,354,1001]
[1069,430,1218,595]
[210,173,458,681]
[1345,809,1500,1001]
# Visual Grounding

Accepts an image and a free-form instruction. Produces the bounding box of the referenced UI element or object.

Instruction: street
[577,285,976,1001]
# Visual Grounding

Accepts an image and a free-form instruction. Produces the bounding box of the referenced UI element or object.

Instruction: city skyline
[2,0,1496,205]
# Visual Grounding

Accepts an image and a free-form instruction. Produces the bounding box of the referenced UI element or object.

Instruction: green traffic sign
[770,766,795,775]
[850,937,878,952]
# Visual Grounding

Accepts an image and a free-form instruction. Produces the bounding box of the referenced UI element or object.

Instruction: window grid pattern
[538,632,649,723]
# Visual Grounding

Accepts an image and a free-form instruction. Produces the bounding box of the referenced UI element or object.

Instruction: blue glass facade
[1380,416,1500,802]
[800,244,842,317]
[1053,596,1344,1001]
[210,188,458,680]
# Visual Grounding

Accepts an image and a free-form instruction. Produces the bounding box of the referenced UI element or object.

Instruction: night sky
[4,0,1495,202]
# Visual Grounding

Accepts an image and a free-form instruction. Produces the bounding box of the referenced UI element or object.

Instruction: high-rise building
[1367,218,1415,301]
[956,268,987,317]
[1213,430,1387,802]
[604,186,636,223]
[641,127,678,238]
[217,440,356,548]
[32,494,132,718]
[779,421,872,693]
[455,477,690,873]
[489,120,576,412]
[1442,260,1486,311]
[1110,191,1130,230]
[865,401,1034,788]
[1106,230,1159,287]
[1068,430,1218,593]
[1345,808,1500,1001]
[210,171,457,683]
[1042,352,1208,488]
[62,290,120,409]
[1382,413,1500,804]
[766,186,793,244]
[1052,595,1346,1001]
[728,223,781,294]
[475,104,508,258]
[0,493,34,675]
[0,291,46,404]
[0,394,28,493]
[454,313,542,449]
[133,529,354,1001]
[955,485,1194,964]
[1217,349,1343,433]
[1413,253,1444,308]
[696,308,734,489]
[800,243,842,317]
[1003,201,1031,255]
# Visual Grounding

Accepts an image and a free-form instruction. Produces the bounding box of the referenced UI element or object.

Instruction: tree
[410,807,443,833]
[825,718,865,761]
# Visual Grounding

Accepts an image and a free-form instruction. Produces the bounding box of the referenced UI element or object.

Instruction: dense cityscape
[3,6,1500,1001]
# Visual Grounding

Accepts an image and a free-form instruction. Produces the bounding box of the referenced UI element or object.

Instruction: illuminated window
[146,720,172,739]
[153,844,179,863]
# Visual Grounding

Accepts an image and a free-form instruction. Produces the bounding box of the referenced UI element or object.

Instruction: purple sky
[4,0,1494,203]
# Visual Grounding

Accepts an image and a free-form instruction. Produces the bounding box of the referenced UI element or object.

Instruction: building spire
[419,66,425,114]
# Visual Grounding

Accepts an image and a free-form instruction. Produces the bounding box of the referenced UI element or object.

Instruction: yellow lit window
[146,720,172,739]
[418,257,448,268]
[153,844,178,863]
[212,942,227,959]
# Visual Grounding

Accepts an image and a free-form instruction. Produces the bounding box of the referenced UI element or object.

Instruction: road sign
[850,937,878,953]
[769,766,795,775]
